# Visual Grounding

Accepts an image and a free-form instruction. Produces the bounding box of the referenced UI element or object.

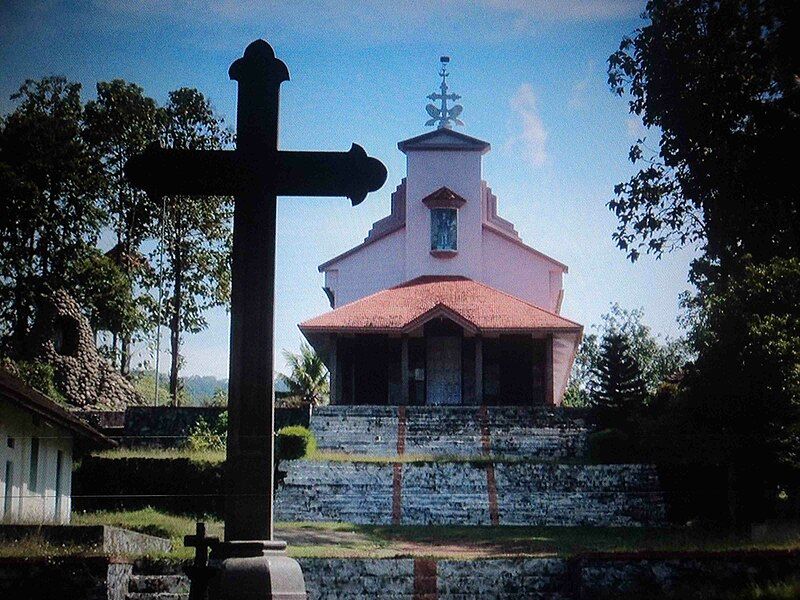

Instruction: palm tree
[278,343,329,406]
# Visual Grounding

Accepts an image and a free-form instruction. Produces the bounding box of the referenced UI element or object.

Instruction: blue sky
[0,1,698,378]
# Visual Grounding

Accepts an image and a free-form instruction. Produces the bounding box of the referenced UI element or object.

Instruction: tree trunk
[111,331,119,369]
[120,335,131,376]
[11,289,30,359]
[117,231,131,376]
[12,236,36,357]
[169,246,183,407]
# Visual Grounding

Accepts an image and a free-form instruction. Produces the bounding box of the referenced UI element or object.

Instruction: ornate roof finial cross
[425,56,464,129]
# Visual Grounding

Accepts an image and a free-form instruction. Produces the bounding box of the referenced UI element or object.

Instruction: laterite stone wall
[274,461,666,527]
[310,406,587,460]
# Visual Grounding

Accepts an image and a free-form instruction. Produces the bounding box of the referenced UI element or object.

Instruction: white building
[300,63,583,407]
[0,370,114,524]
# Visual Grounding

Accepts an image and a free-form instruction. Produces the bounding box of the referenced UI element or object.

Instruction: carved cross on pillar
[126,40,386,546]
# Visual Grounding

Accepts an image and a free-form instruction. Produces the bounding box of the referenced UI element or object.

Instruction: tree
[72,249,141,350]
[84,80,164,374]
[564,303,691,406]
[590,333,648,430]
[608,1,800,521]
[147,88,233,405]
[0,77,104,355]
[607,0,798,265]
[563,333,599,407]
[278,343,329,406]
[599,304,692,394]
[681,257,800,520]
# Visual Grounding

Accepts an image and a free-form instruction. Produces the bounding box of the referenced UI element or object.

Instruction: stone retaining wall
[311,405,587,460]
[275,461,665,526]
[576,550,800,598]
[125,550,800,599]
[79,405,310,448]
[0,525,171,556]
[0,556,132,600]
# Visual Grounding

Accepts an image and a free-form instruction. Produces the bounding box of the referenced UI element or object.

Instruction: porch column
[329,335,341,405]
[401,335,410,405]
[474,336,483,405]
[544,334,554,406]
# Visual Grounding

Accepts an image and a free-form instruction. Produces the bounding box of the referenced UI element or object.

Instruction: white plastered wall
[0,402,73,524]
[323,228,407,308]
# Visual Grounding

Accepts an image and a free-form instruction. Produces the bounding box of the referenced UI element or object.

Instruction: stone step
[128,574,190,594]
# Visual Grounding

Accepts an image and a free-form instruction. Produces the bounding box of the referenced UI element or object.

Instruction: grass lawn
[37,508,795,561]
[91,447,588,465]
[92,448,226,463]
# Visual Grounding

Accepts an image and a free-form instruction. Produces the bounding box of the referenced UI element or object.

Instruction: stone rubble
[27,290,144,410]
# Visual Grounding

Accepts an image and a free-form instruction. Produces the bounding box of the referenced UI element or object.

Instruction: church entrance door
[426,336,462,405]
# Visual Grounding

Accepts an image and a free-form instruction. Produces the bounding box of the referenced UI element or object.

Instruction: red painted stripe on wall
[478,405,500,525]
[485,462,500,526]
[397,405,407,455]
[478,405,491,454]
[392,462,403,525]
[413,557,438,600]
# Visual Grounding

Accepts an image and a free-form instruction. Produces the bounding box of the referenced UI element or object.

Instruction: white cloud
[508,83,548,167]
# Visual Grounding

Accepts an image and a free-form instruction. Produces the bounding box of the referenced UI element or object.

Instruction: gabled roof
[398,129,490,154]
[300,276,583,334]
[422,187,467,208]
[0,369,116,449]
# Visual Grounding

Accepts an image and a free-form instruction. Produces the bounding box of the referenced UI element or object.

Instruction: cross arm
[124,143,240,197]
[125,142,387,206]
[275,143,387,205]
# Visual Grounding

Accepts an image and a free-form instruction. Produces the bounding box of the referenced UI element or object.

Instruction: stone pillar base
[209,540,306,600]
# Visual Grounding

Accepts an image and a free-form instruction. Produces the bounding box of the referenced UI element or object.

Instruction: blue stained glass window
[430,208,457,251]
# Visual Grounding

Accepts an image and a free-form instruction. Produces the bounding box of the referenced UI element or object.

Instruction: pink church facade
[300,128,583,407]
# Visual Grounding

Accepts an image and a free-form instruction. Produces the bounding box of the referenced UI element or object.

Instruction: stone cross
[126,39,386,597]
[184,521,219,600]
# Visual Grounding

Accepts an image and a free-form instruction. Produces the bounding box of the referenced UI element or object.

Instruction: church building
[300,59,583,407]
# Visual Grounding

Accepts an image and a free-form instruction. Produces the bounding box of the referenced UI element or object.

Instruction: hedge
[73,457,224,517]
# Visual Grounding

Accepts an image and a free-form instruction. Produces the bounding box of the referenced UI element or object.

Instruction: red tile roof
[300,276,583,335]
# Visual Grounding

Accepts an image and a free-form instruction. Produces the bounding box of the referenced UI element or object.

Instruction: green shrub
[737,577,800,600]
[185,411,227,452]
[14,360,66,404]
[587,428,632,464]
[276,425,316,461]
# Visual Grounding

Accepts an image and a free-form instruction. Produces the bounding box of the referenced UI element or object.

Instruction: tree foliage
[278,343,329,406]
[590,332,648,430]
[0,76,234,406]
[608,0,800,522]
[564,303,691,406]
[84,79,164,372]
[681,257,800,469]
[0,77,104,355]
[72,249,141,342]
[147,88,233,405]
[608,0,798,263]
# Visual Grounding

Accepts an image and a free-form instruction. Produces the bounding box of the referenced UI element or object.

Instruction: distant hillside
[183,375,228,404]
[132,370,290,406]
